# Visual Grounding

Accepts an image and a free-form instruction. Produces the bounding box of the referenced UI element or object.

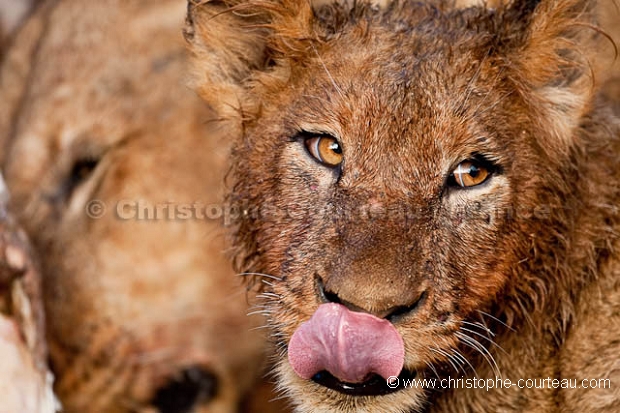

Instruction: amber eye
[304,136,343,167]
[451,160,490,188]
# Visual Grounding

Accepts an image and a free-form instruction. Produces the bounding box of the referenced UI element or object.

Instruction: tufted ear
[496,0,603,152]
[184,0,315,122]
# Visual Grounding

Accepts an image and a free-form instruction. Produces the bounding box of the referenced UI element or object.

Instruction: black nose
[152,366,218,413]
[316,276,427,321]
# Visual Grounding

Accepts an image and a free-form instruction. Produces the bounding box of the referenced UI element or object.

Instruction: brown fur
[187,0,620,411]
[1,1,272,412]
[598,1,620,103]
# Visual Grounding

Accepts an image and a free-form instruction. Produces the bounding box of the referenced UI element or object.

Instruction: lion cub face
[187,0,599,411]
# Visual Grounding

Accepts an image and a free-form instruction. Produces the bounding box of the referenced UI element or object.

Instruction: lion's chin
[310,369,417,397]
[278,363,427,413]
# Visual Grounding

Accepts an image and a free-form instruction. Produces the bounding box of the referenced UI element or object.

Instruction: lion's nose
[317,276,427,321]
[152,366,218,413]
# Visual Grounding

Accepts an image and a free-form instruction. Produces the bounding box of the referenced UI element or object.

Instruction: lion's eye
[304,136,343,167]
[71,159,98,183]
[64,157,99,199]
[70,158,98,188]
[450,160,490,188]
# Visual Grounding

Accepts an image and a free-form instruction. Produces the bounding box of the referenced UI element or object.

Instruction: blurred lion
[0,1,273,412]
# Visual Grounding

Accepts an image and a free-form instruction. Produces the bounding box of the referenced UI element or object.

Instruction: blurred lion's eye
[71,159,98,183]
[304,136,343,167]
[64,157,99,199]
[450,160,490,188]
[70,158,99,188]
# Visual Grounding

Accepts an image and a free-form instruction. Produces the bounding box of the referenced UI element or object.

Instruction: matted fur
[187,0,620,412]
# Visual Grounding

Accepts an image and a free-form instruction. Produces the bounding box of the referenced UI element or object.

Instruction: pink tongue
[288,303,405,383]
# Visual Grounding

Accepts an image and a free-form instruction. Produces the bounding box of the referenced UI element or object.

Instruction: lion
[185,0,620,411]
[0,0,276,412]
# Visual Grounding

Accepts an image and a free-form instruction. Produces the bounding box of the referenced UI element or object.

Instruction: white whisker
[476,310,516,332]
[431,347,461,374]
[451,348,478,376]
[456,331,502,379]
[311,43,345,100]
[461,321,495,337]
[238,272,283,281]
[425,361,441,379]
[460,327,506,355]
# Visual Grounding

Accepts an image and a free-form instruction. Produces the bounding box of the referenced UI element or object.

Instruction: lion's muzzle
[288,303,405,384]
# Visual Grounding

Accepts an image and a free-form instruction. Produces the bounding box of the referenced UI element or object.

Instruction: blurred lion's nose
[152,366,218,413]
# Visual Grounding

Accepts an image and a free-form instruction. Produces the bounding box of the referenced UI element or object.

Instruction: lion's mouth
[288,303,408,395]
[311,369,416,396]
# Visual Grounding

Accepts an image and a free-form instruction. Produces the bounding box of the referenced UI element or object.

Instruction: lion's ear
[498,0,601,152]
[184,0,270,121]
[184,0,314,121]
